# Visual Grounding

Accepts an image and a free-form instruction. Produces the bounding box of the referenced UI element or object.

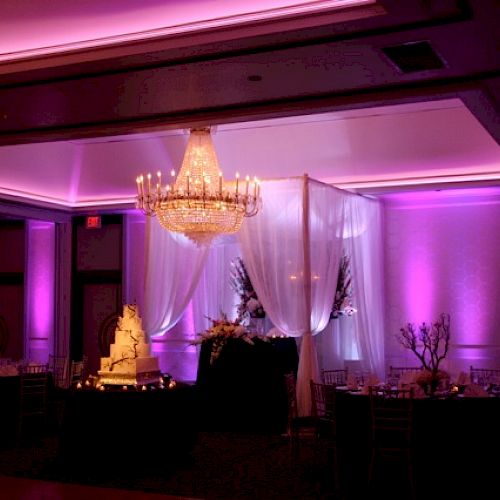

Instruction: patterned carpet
[0,432,338,500]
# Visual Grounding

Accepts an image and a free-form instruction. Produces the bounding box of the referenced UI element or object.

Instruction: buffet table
[196,337,298,433]
[59,383,197,473]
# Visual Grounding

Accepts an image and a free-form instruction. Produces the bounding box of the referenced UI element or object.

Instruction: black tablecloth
[196,337,298,433]
[335,392,500,498]
[60,384,197,472]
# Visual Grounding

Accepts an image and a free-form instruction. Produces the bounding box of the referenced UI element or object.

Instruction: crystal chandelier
[135,128,261,245]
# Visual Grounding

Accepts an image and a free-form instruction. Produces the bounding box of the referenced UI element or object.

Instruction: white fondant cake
[98,304,161,385]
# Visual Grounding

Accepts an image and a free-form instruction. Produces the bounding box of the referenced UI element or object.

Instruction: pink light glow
[0,0,372,61]
[385,187,500,368]
[26,221,55,361]
[404,254,433,324]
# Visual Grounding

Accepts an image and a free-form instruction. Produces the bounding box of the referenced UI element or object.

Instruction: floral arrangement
[191,314,268,364]
[330,252,356,319]
[396,313,451,394]
[230,257,265,321]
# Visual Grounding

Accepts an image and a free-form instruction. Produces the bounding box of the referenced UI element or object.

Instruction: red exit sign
[86,216,101,229]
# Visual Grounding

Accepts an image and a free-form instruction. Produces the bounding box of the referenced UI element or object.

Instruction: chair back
[284,372,298,423]
[470,366,500,386]
[369,386,414,449]
[310,381,336,420]
[70,360,85,385]
[19,369,49,416]
[21,363,49,374]
[48,355,69,388]
[321,369,347,386]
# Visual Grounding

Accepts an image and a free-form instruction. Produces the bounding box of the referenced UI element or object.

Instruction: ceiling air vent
[382,41,445,73]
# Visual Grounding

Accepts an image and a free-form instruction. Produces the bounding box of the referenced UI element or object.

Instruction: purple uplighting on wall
[25,221,55,362]
[384,187,500,372]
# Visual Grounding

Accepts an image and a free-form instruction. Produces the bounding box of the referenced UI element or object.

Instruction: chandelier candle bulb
[235,172,239,196]
[147,173,152,194]
[219,172,223,195]
[245,175,250,197]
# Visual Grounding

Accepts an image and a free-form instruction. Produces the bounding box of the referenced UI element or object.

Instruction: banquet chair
[18,365,50,443]
[321,368,348,386]
[284,373,317,459]
[469,366,500,387]
[69,359,85,385]
[22,363,49,374]
[368,386,415,499]
[48,354,69,388]
[310,381,339,488]
[387,366,422,387]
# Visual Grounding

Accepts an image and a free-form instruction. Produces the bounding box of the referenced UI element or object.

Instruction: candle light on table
[122,385,128,391]
[85,379,91,387]
[99,385,105,391]
[142,385,147,391]
[76,381,82,389]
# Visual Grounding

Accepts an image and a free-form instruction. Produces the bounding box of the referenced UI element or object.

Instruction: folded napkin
[412,384,426,399]
[463,384,489,398]
[456,371,470,386]
[400,370,420,384]
[346,373,358,391]
[365,374,380,386]
[361,385,370,395]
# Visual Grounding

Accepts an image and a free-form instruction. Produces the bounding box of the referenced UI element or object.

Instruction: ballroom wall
[0,221,25,360]
[383,187,500,375]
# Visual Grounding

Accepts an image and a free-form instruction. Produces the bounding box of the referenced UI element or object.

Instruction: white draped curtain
[343,195,385,378]
[191,240,241,335]
[140,176,385,411]
[316,195,385,379]
[238,176,346,416]
[142,218,209,337]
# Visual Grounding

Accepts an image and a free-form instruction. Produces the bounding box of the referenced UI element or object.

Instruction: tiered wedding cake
[98,304,161,385]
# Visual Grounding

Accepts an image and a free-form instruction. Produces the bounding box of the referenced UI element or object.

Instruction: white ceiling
[0,98,498,208]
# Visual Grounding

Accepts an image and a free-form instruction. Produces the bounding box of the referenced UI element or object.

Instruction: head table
[335,390,500,498]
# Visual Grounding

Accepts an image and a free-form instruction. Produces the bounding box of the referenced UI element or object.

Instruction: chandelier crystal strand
[135,128,261,245]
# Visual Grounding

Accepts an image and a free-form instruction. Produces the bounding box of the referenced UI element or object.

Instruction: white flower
[234,325,246,335]
[247,298,261,313]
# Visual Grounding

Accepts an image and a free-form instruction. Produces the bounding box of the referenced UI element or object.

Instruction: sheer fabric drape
[142,218,209,337]
[238,177,346,415]
[316,196,385,379]
[343,195,385,378]
[191,241,241,335]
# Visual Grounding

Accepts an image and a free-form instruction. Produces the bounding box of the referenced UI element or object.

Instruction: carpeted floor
[0,432,338,500]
